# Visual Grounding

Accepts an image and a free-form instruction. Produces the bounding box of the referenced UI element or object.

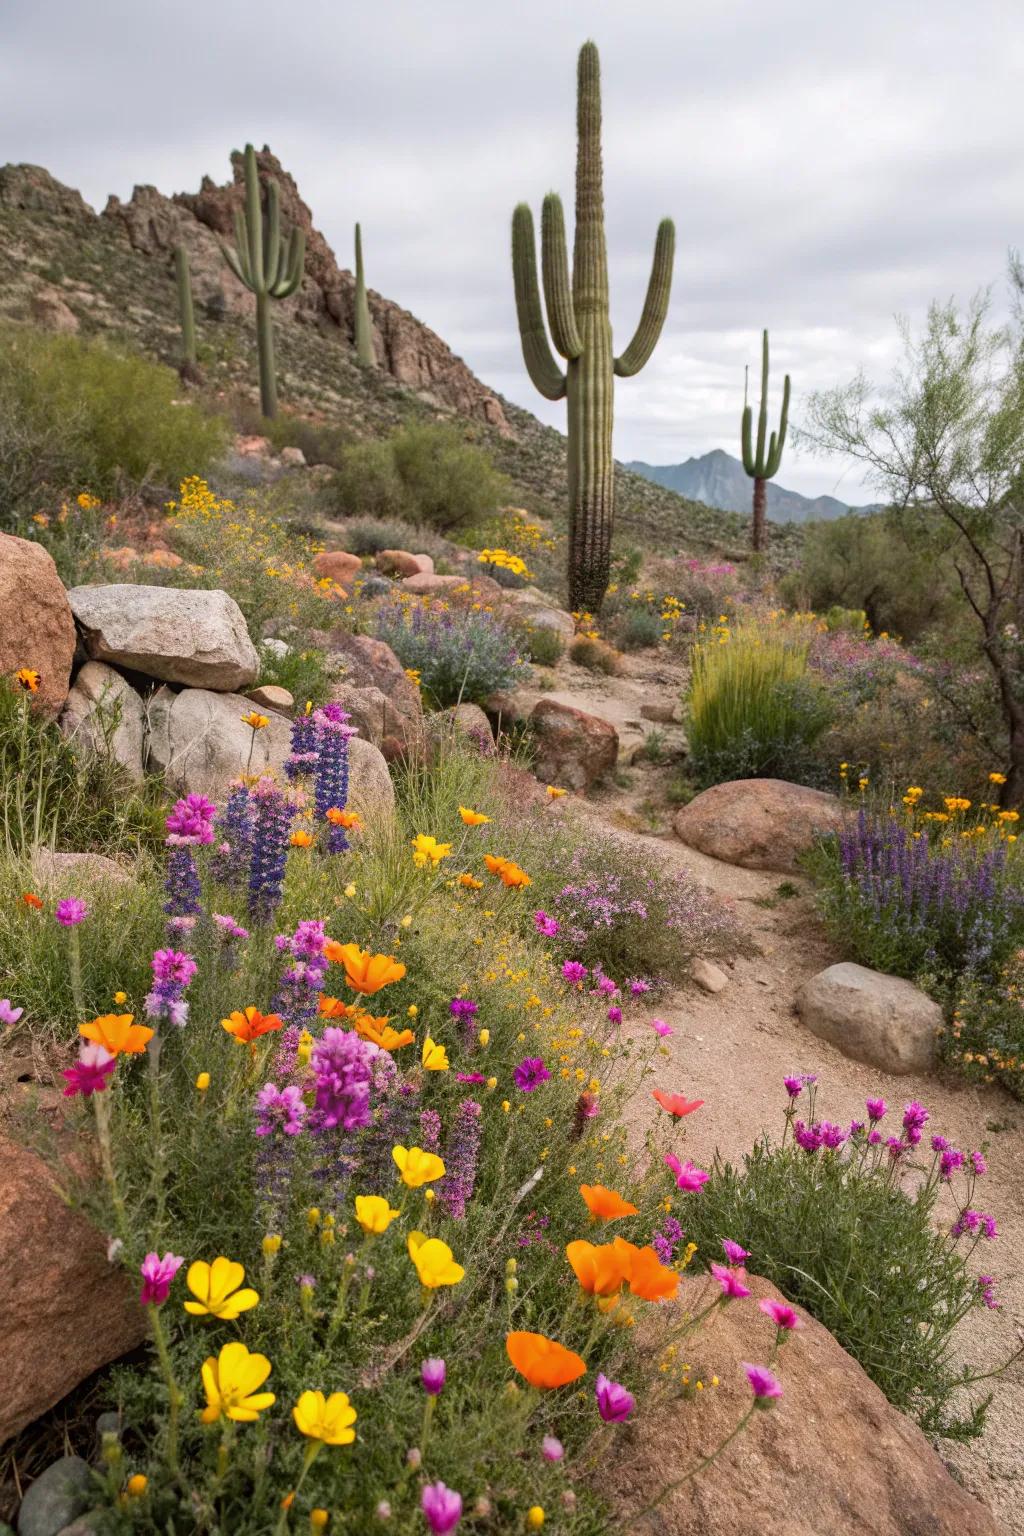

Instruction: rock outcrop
[0,533,77,717]
[59,660,147,782]
[68,585,259,692]
[795,962,942,1075]
[530,699,618,792]
[146,686,293,794]
[673,778,848,873]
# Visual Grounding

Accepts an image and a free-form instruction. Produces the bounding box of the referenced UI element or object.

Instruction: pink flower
[721,1239,750,1266]
[62,1042,115,1097]
[514,1057,550,1092]
[743,1362,783,1404]
[541,1434,564,1461]
[607,1006,623,1025]
[595,1372,635,1423]
[651,1019,673,1038]
[711,1262,750,1300]
[55,898,88,927]
[533,910,559,938]
[421,1357,446,1396]
[562,960,588,986]
[759,1297,802,1331]
[0,999,24,1026]
[139,1251,185,1306]
[421,1480,462,1534]
[455,1072,487,1084]
[664,1153,709,1192]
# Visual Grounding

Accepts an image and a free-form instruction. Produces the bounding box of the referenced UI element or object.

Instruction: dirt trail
[569,758,1024,1533]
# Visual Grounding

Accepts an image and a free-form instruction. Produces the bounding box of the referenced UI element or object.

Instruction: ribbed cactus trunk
[354,223,375,368]
[741,330,790,557]
[174,245,197,367]
[255,291,276,418]
[751,478,767,553]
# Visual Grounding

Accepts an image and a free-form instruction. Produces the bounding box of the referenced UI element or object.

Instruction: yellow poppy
[458,807,491,826]
[407,1230,464,1289]
[411,834,453,868]
[200,1341,274,1423]
[392,1145,445,1188]
[184,1257,260,1320]
[421,1035,449,1071]
[240,711,270,730]
[292,1389,357,1445]
[354,1194,401,1234]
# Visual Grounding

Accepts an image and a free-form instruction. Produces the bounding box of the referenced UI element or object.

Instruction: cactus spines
[353,222,375,368]
[741,329,791,553]
[511,41,674,613]
[219,144,306,418]
[174,244,197,370]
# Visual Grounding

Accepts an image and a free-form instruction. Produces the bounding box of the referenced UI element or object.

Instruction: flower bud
[406,1447,422,1470]
[310,1512,329,1532]
[505,1276,519,1294]
[126,1474,148,1497]
[195,1071,210,1092]
[375,1502,391,1522]
[101,1431,122,1466]
[478,1028,490,1047]
[506,1257,518,1275]
[262,1234,282,1257]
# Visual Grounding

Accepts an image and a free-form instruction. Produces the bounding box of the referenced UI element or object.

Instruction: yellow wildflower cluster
[478,548,533,581]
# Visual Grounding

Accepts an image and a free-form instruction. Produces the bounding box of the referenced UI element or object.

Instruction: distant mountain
[625,449,876,523]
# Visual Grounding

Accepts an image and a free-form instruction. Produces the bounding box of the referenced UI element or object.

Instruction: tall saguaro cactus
[219,144,306,418]
[174,244,197,371]
[512,41,675,612]
[741,329,790,554]
[353,222,375,368]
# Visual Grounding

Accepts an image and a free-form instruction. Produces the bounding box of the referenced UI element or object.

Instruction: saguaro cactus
[353,222,375,368]
[741,329,790,553]
[511,41,674,613]
[174,244,197,371]
[219,144,306,418]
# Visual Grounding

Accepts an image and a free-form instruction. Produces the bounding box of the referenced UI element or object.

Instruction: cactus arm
[614,217,675,377]
[754,329,770,472]
[174,245,197,366]
[741,401,755,475]
[765,374,791,476]
[220,236,248,289]
[354,222,375,366]
[242,144,264,292]
[264,180,282,291]
[512,203,567,401]
[541,193,583,360]
[270,229,305,298]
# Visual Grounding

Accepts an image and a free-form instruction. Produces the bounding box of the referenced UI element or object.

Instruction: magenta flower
[743,1362,783,1404]
[931,1134,950,1152]
[595,1372,635,1423]
[165,794,217,846]
[561,960,588,986]
[651,1018,673,1038]
[793,1121,822,1154]
[455,1071,487,1084]
[533,910,559,938]
[255,1082,307,1137]
[55,898,87,927]
[970,1151,988,1176]
[0,999,24,1026]
[421,1480,462,1534]
[939,1149,964,1181]
[627,977,651,995]
[711,1262,751,1300]
[139,1251,185,1306]
[759,1296,802,1331]
[421,1357,446,1396]
[513,1057,550,1092]
[902,1101,929,1144]
[151,949,198,986]
[721,1239,751,1265]
[664,1153,709,1192]
[449,998,479,1021]
[977,1275,1000,1309]
[541,1434,564,1462]
[865,1097,887,1123]
[607,1006,623,1025]
[62,1042,115,1097]
[783,1075,804,1098]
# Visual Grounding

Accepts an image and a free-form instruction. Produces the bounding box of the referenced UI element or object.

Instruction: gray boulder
[146,686,292,795]
[795,962,942,1075]
[68,585,258,691]
[16,1456,91,1536]
[59,661,146,782]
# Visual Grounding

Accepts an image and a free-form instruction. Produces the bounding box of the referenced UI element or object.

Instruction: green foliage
[332,424,510,534]
[617,607,664,651]
[255,642,335,709]
[334,514,452,560]
[947,962,1024,1099]
[511,42,674,612]
[0,326,227,525]
[515,623,564,667]
[687,1085,998,1438]
[687,625,833,786]
[174,245,197,368]
[375,599,530,707]
[353,222,375,368]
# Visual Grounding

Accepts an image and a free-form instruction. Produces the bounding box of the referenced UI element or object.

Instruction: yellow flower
[200,1341,275,1424]
[344,883,357,898]
[407,1230,465,1289]
[422,1035,450,1071]
[528,1509,545,1529]
[195,1071,210,1092]
[290,829,314,848]
[487,1076,497,1091]
[458,806,491,826]
[113,990,127,1005]
[79,1013,153,1056]
[546,785,567,799]
[990,772,1008,785]
[293,1389,357,1445]
[355,1194,401,1233]
[241,711,270,730]
[125,1474,148,1497]
[392,1145,446,1188]
[184,1257,260,1320]
[478,1028,490,1046]
[310,1513,329,1532]
[262,1234,282,1257]
[411,834,452,868]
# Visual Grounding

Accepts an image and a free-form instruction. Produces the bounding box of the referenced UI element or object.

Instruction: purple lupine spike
[247,777,295,921]
[211,781,254,886]
[437,1099,483,1219]
[285,709,319,781]
[312,706,357,852]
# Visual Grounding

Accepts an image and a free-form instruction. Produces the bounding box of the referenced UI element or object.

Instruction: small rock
[68,585,259,692]
[16,1456,91,1536]
[401,572,464,596]
[691,958,729,994]
[234,434,272,457]
[246,684,294,717]
[376,549,434,578]
[262,638,290,659]
[795,962,941,1075]
[425,703,494,760]
[279,445,306,467]
[313,550,362,587]
[30,848,132,891]
[29,286,79,334]
[59,661,146,783]
[640,700,683,724]
[530,699,618,792]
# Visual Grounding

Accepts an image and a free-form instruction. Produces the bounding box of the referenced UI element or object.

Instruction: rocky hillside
[627,448,878,524]
[0,149,799,563]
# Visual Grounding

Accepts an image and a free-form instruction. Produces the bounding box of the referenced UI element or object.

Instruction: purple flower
[421,1480,462,1534]
[902,1101,929,1145]
[865,1097,887,1123]
[711,1262,751,1300]
[981,1213,998,1239]
[793,1120,822,1154]
[165,794,216,846]
[449,998,479,1020]
[721,1239,750,1265]
[248,777,295,919]
[513,1057,550,1092]
[759,1297,802,1331]
[977,1275,1001,1309]
[594,974,619,997]
[971,1151,988,1176]
[887,1137,910,1162]
[312,705,357,853]
[783,1075,804,1099]
[211,782,254,886]
[939,1149,964,1181]
[310,1028,374,1131]
[818,1121,847,1150]
[561,960,588,986]
[55,898,87,927]
[951,1208,997,1238]
[438,1099,483,1219]
[421,1357,446,1396]
[743,1363,783,1404]
[62,1042,115,1097]
[0,999,24,1026]
[541,1434,564,1462]
[145,947,197,1027]
[455,1071,487,1084]
[139,1251,184,1306]
[607,1006,623,1025]
[533,910,559,937]
[256,1082,307,1137]
[628,977,651,996]
[931,1134,950,1152]
[595,1372,635,1423]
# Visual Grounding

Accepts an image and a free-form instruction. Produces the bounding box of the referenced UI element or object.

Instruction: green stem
[93,1087,128,1245]
[274,1441,321,1534]
[150,1305,183,1475]
[146,1034,167,1232]
[68,926,84,1019]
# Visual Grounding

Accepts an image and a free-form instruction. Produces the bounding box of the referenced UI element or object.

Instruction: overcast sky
[3,0,1021,500]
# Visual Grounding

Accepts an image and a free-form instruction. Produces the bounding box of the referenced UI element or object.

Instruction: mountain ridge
[626,448,877,523]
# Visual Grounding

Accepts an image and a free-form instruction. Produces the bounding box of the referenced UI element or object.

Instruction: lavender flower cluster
[375,599,529,706]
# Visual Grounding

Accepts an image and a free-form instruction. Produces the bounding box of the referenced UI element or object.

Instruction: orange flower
[565,1239,626,1296]
[290,829,314,848]
[318,994,361,1021]
[221,1008,284,1046]
[506,1331,587,1389]
[484,854,509,876]
[458,874,484,890]
[79,1013,153,1056]
[21,892,44,910]
[15,668,40,693]
[484,854,531,888]
[324,943,406,996]
[546,785,567,799]
[458,806,491,826]
[580,1184,638,1222]
[326,808,363,831]
[613,1237,679,1301]
[652,1089,704,1118]
[353,1015,415,1052]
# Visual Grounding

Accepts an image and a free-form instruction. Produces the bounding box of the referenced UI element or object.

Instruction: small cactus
[741,329,790,553]
[219,144,306,418]
[174,244,197,370]
[353,223,374,367]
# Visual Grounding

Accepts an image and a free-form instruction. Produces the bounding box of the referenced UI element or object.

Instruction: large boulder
[673,778,847,873]
[400,572,464,597]
[67,585,259,692]
[346,735,396,821]
[327,632,424,758]
[530,699,618,792]
[329,681,424,761]
[59,661,146,782]
[146,686,292,794]
[795,962,942,1075]
[376,550,434,578]
[499,589,576,640]
[0,1135,147,1445]
[0,533,76,717]
[602,1272,1002,1536]
[313,550,362,587]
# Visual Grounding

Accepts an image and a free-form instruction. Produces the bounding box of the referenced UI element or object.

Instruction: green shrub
[255,643,336,709]
[687,623,832,786]
[687,1079,1002,1438]
[333,515,453,562]
[333,424,511,534]
[516,624,564,667]
[568,635,621,675]
[618,607,664,651]
[0,326,226,524]
[375,599,529,707]
[947,963,1024,1099]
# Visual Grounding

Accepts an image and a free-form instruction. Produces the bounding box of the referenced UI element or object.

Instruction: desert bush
[687,622,833,786]
[568,636,622,675]
[255,642,336,709]
[516,623,564,667]
[333,515,454,562]
[947,963,1024,1099]
[618,607,665,651]
[668,557,742,621]
[0,326,226,524]
[687,1078,1007,1438]
[333,424,510,534]
[375,598,530,706]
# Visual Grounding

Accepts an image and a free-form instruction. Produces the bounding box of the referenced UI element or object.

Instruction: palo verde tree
[741,329,790,553]
[219,144,306,418]
[803,290,1024,804]
[511,41,674,613]
[353,222,375,368]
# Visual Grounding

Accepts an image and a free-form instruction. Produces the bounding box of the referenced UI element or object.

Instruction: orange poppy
[565,1239,626,1296]
[79,1013,154,1056]
[21,892,44,910]
[484,854,509,876]
[579,1183,638,1222]
[318,994,361,1021]
[15,668,40,693]
[458,874,484,889]
[290,829,314,848]
[221,1008,284,1046]
[652,1089,704,1118]
[323,942,406,996]
[506,1331,587,1389]
[326,808,363,831]
[612,1237,679,1302]
[353,1015,415,1052]
[484,854,531,888]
